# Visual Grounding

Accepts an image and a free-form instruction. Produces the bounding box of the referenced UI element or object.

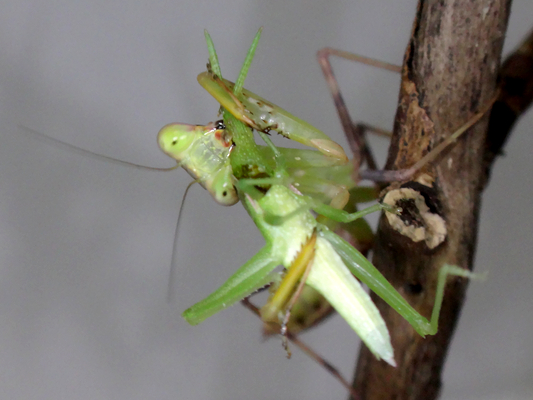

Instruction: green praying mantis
[21,27,495,397]
[157,28,492,370]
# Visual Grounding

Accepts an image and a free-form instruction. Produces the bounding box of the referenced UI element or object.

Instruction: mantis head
[157,123,201,160]
[157,121,238,206]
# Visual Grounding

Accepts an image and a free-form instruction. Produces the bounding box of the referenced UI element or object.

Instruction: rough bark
[351,1,512,399]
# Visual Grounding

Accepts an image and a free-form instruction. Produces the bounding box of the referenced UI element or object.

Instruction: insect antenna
[18,125,179,172]
[166,180,198,303]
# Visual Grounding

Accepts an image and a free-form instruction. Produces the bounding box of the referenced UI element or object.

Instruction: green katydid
[157,29,491,368]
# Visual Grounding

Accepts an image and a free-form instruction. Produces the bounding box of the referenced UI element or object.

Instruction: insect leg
[358,95,498,182]
[322,229,485,337]
[182,246,279,325]
[317,48,400,171]
[241,297,361,400]
[318,48,499,184]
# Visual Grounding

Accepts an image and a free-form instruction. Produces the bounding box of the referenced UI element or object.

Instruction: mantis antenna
[18,125,179,172]
[167,180,199,303]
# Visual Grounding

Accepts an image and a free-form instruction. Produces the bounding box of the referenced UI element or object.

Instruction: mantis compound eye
[157,123,198,160]
[208,168,238,206]
[213,186,238,206]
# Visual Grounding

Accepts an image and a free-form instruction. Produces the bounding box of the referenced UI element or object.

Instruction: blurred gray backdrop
[0,1,532,399]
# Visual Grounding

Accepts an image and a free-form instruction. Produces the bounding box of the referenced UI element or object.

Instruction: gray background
[1,1,532,399]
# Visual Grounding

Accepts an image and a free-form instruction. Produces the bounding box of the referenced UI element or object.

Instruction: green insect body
[158,120,238,206]
[167,29,480,367]
[155,105,359,335]
[183,183,395,365]
[261,184,380,336]
[173,29,398,364]
[157,41,362,335]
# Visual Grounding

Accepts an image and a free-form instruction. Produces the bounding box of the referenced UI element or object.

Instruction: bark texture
[351,1,511,399]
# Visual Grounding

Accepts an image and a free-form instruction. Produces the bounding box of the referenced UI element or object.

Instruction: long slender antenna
[19,125,178,172]
[167,180,198,303]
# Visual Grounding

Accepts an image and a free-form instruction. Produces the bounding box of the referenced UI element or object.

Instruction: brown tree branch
[483,27,533,183]
[351,1,512,399]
